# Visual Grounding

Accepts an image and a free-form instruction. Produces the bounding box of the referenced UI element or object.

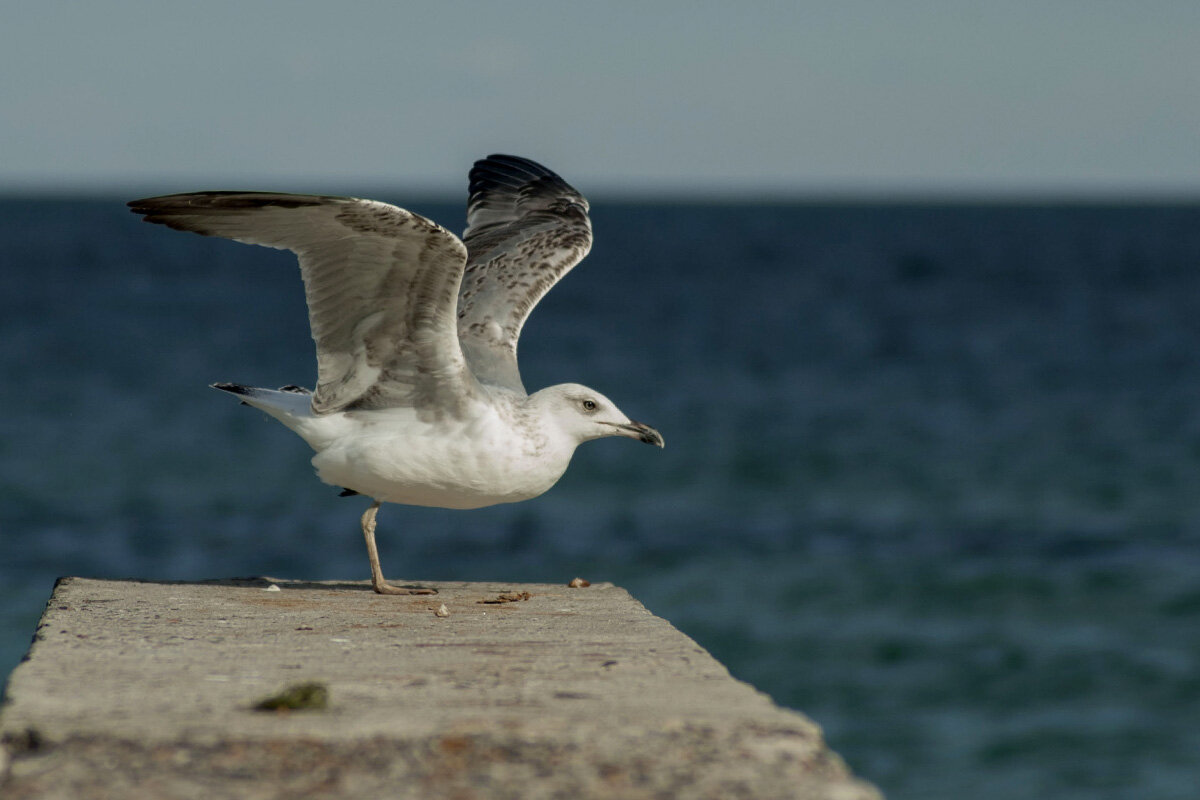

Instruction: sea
[2,196,1199,799]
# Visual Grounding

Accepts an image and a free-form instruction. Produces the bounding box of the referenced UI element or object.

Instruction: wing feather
[128,191,476,414]
[459,155,593,393]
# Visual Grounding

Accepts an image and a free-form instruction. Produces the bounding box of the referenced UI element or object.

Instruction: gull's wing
[459,155,593,393]
[128,192,477,415]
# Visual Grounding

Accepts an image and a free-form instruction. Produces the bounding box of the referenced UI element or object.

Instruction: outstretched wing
[459,155,593,394]
[128,192,477,415]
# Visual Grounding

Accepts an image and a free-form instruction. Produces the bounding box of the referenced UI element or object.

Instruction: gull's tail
[211,383,314,420]
[212,383,349,454]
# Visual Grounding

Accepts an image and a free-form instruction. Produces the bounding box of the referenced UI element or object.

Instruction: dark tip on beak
[629,421,665,448]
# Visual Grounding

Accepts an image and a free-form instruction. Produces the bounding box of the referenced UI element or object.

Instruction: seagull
[129,155,664,595]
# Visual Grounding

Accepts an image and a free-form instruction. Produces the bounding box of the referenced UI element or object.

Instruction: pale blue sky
[3,1,1198,196]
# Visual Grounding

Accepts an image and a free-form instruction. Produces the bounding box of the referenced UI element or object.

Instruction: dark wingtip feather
[474,154,556,179]
[128,192,329,219]
[466,155,586,226]
[469,155,567,197]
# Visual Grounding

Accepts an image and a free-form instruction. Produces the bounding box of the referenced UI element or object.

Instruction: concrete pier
[1,577,881,799]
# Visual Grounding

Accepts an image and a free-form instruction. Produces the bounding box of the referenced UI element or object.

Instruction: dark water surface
[2,197,1199,799]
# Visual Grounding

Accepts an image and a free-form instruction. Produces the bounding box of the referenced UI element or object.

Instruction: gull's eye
[581,399,598,412]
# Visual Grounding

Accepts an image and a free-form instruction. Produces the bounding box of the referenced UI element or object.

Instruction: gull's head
[531,383,664,449]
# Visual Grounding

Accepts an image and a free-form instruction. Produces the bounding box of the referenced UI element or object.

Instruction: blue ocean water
[2,197,1200,798]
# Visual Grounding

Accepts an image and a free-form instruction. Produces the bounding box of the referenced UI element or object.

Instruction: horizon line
[3,178,1199,206]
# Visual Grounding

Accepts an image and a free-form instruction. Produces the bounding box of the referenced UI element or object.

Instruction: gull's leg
[360,500,436,595]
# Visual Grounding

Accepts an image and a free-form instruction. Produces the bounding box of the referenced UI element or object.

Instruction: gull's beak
[611,420,665,448]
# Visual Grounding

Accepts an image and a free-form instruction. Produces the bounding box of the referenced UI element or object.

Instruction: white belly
[305,406,572,509]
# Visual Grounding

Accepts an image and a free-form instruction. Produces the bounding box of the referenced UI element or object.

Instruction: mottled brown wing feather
[459,155,593,393]
[128,191,476,414]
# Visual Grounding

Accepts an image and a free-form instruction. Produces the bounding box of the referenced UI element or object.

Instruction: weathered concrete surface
[1,577,881,799]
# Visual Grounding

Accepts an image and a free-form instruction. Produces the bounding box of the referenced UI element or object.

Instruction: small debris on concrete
[264,584,281,592]
[477,591,532,604]
[567,577,591,588]
[434,604,450,618]
[252,682,329,712]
